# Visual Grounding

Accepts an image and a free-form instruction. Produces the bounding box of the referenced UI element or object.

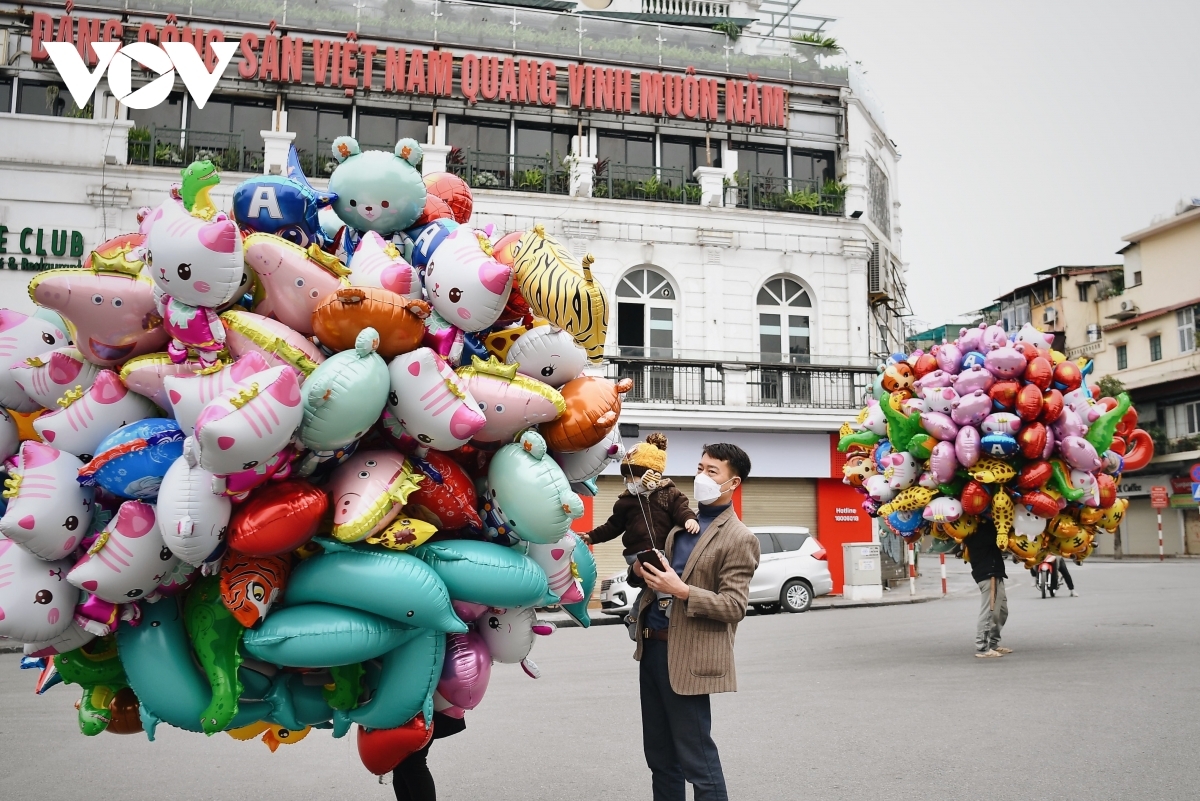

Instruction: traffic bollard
[940,552,947,596]
[1157,510,1164,561]
[908,543,916,596]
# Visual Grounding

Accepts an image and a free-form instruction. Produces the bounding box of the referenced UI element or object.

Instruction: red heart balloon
[1053,360,1082,392]
[1015,384,1044,422]
[357,715,433,776]
[1024,356,1053,390]
[1096,473,1117,509]
[1017,422,1047,459]
[960,480,991,516]
[910,352,938,379]
[1040,389,1064,423]
[1021,490,1059,519]
[988,380,1019,411]
[228,480,329,557]
[1017,460,1052,490]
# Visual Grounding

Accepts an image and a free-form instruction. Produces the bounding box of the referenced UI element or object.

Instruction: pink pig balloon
[932,342,963,374]
[981,324,1008,350]
[920,411,959,442]
[243,233,346,336]
[953,365,995,396]
[955,425,981,468]
[951,390,991,427]
[914,369,954,393]
[957,324,986,353]
[930,440,959,483]
[983,346,1026,379]
[438,631,492,710]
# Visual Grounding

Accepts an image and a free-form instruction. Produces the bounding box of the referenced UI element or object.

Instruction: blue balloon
[405,219,458,268]
[283,539,466,633]
[348,629,445,729]
[243,603,420,668]
[961,351,988,370]
[233,175,331,248]
[981,432,1019,457]
[413,539,553,608]
[117,598,270,739]
[886,509,924,534]
[562,535,597,628]
[79,418,183,499]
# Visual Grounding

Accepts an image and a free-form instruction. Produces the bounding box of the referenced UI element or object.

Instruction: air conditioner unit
[1119,300,1137,313]
[1043,307,1058,325]
[867,242,884,295]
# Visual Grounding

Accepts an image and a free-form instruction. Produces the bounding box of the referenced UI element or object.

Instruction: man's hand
[684,519,700,534]
[642,552,690,600]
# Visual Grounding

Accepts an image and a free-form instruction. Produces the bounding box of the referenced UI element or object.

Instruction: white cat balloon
[504,325,587,389]
[67,501,178,603]
[0,536,78,643]
[192,365,303,476]
[0,442,94,561]
[520,534,584,605]
[156,451,231,567]
[0,310,70,411]
[163,351,272,437]
[33,371,157,461]
[10,347,100,410]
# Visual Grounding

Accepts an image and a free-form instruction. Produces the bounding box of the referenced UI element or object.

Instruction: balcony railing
[127,127,262,173]
[606,358,725,405]
[593,164,702,204]
[728,175,846,216]
[642,0,731,17]
[747,364,873,408]
[448,151,570,195]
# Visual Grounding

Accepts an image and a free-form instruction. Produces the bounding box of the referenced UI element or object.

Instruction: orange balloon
[492,231,524,268]
[10,409,45,442]
[423,172,473,225]
[411,193,454,228]
[540,375,632,452]
[312,288,430,360]
[228,480,329,557]
[106,687,143,735]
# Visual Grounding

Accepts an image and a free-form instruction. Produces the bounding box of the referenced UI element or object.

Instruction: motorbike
[1037,556,1060,599]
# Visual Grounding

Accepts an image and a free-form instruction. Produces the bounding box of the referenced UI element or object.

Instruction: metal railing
[593,164,701,204]
[448,151,570,195]
[293,139,395,178]
[127,127,262,173]
[641,0,731,16]
[747,363,872,408]
[728,175,846,216]
[605,358,725,405]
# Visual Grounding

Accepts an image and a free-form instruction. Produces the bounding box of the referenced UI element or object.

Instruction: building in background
[994,265,1124,355]
[0,0,910,589]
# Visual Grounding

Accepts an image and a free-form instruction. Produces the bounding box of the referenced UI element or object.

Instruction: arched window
[757,277,812,364]
[616,267,676,358]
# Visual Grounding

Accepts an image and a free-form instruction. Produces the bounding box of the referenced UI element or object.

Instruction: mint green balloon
[349,629,445,729]
[562,533,597,628]
[243,603,419,668]
[299,327,390,452]
[414,539,553,608]
[486,430,584,545]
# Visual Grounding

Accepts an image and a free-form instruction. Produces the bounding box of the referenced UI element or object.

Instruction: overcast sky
[801,0,1200,328]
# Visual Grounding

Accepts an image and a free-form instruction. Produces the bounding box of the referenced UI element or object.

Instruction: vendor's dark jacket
[587,479,698,556]
[964,522,1008,583]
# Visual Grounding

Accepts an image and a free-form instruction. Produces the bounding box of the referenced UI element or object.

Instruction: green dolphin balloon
[117,598,271,740]
[284,539,466,632]
[184,575,246,735]
[55,636,128,736]
[413,540,553,608]
[348,628,445,730]
[243,603,421,668]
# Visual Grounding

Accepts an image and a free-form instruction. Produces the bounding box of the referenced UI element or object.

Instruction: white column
[568,156,597,198]
[260,110,295,175]
[843,239,872,367]
[421,144,453,176]
[693,166,726,208]
[722,363,749,406]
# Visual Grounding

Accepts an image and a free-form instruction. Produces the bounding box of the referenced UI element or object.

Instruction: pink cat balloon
[348,231,421,299]
[1058,436,1101,472]
[921,386,959,415]
[0,537,78,643]
[192,365,303,477]
[145,200,245,366]
[385,348,485,451]
[67,500,177,603]
[0,442,94,561]
[0,309,71,410]
[455,356,565,445]
[10,347,100,410]
[32,371,156,461]
[243,233,346,336]
[423,228,513,332]
[521,534,584,605]
[981,412,1022,436]
[922,497,963,523]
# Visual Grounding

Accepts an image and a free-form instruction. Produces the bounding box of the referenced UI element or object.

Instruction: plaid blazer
[633,506,760,695]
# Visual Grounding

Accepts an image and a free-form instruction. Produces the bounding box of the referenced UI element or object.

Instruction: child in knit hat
[582,432,699,559]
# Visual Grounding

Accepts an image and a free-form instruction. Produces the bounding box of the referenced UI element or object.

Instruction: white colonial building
[0,0,908,587]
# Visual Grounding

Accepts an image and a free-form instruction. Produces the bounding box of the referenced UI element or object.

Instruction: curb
[810,595,943,611]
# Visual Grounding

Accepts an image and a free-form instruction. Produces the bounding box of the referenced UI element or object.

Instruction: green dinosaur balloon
[1049,459,1086,503]
[184,574,246,735]
[908,433,934,461]
[880,395,924,454]
[180,159,220,217]
[323,663,364,711]
[56,637,129,736]
[1085,392,1132,455]
[837,429,881,452]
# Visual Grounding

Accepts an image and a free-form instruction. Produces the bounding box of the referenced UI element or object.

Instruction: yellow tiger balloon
[969,457,1016,485]
[1008,533,1044,565]
[935,513,978,542]
[512,225,609,362]
[877,486,935,518]
[991,490,1014,547]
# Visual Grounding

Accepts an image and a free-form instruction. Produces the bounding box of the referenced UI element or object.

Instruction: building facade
[0,0,909,586]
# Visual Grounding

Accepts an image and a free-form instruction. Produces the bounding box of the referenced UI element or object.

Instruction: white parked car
[598,526,833,616]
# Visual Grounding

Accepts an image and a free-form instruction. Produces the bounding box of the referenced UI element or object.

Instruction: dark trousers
[639,639,728,801]
[392,739,435,801]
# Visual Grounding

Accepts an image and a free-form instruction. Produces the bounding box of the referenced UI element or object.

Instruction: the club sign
[43,41,238,110]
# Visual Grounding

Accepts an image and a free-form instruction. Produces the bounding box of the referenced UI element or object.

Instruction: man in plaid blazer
[632,443,760,801]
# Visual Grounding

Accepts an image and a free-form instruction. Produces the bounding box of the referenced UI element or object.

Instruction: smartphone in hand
[636,549,668,573]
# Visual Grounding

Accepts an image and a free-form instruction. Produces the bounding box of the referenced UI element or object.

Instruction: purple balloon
[438,632,492,710]
[955,425,981,468]
[452,601,489,623]
[930,440,959,483]
[951,390,991,427]
[957,324,986,353]
[983,345,1026,379]
[920,411,959,441]
[953,364,995,396]
[1052,408,1087,439]
[914,369,954,393]
[1042,426,1056,459]
[933,342,963,374]
[981,324,1008,350]
[1058,436,1102,472]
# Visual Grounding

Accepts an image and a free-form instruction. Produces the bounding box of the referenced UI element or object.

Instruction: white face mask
[625,480,647,496]
[694,473,733,505]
